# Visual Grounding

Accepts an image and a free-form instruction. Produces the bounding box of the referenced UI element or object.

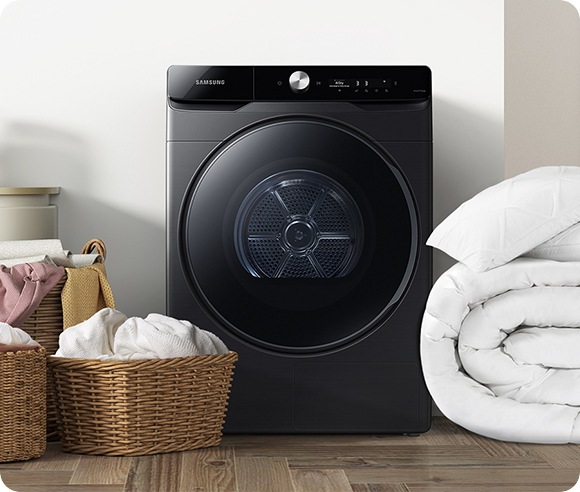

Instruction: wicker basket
[48,351,237,456]
[0,347,47,462]
[20,238,108,441]
[21,276,66,441]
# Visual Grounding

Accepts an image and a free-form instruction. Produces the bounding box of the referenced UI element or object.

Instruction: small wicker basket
[48,351,237,456]
[0,347,47,462]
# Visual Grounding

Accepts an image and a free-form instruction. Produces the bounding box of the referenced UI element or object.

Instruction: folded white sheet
[0,240,69,265]
[55,308,229,360]
[0,323,40,347]
[0,239,102,268]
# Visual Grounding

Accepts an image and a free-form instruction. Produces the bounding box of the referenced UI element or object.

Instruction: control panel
[168,66,431,102]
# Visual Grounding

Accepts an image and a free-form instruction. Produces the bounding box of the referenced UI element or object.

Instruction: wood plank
[23,443,81,471]
[0,464,24,470]
[291,469,352,492]
[124,453,182,492]
[7,486,123,492]
[222,434,431,448]
[235,457,295,492]
[288,453,549,470]
[237,444,487,459]
[522,443,580,469]
[352,484,410,492]
[406,485,571,492]
[345,467,579,488]
[468,433,538,458]
[69,455,132,485]
[0,470,72,486]
[423,418,479,446]
[180,445,236,492]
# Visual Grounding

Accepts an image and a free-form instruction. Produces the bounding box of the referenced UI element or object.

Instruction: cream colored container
[0,187,60,240]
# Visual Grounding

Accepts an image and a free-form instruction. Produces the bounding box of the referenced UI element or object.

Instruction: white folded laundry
[0,323,40,347]
[0,239,70,266]
[0,239,103,268]
[55,308,229,360]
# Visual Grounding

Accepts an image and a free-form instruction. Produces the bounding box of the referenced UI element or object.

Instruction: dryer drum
[234,170,364,279]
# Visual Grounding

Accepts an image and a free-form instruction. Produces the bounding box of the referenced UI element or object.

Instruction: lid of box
[0,187,60,195]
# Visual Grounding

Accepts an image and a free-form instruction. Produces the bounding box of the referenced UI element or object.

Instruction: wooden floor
[1,418,579,492]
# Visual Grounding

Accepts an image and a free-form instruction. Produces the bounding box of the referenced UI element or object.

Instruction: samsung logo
[195,79,226,85]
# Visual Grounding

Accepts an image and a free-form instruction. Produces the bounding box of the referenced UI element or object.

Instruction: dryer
[167,66,432,433]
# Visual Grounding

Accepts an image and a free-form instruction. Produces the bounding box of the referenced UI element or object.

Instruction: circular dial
[289,71,310,93]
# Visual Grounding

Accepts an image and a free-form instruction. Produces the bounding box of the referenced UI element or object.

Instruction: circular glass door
[181,117,418,354]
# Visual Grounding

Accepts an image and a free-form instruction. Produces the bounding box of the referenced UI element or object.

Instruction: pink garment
[0,262,65,327]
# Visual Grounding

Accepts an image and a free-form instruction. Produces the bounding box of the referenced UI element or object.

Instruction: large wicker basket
[20,276,66,441]
[0,347,47,462]
[48,351,237,456]
[20,238,108,440]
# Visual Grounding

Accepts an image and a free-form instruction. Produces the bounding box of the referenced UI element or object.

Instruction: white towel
[0,323,40,347]
[55,308,127,359]
[113,313,229,360]
[55,308,229,360]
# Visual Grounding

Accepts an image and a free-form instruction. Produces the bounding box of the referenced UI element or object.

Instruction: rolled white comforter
[421,257,580,443]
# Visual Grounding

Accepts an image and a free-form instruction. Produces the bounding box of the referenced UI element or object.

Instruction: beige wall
[505,0,580,177]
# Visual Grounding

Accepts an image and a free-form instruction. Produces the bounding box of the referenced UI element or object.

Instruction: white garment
[0,323,40,347]
[55,308,229,360]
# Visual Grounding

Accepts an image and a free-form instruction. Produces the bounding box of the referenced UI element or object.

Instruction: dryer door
[181,118,418,354]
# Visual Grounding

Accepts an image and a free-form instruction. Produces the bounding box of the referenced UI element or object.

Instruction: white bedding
[421,257,580,443]
[422,166,580,443]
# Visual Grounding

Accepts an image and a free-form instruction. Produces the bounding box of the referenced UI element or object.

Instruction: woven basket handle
[81,238,107,261]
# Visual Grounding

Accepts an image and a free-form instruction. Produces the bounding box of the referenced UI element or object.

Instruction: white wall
[0,0,503,316]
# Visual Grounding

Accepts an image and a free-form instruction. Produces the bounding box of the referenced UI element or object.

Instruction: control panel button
[289,71,310,93]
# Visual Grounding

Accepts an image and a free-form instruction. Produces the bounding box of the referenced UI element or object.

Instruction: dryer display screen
[329,78,392,89]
